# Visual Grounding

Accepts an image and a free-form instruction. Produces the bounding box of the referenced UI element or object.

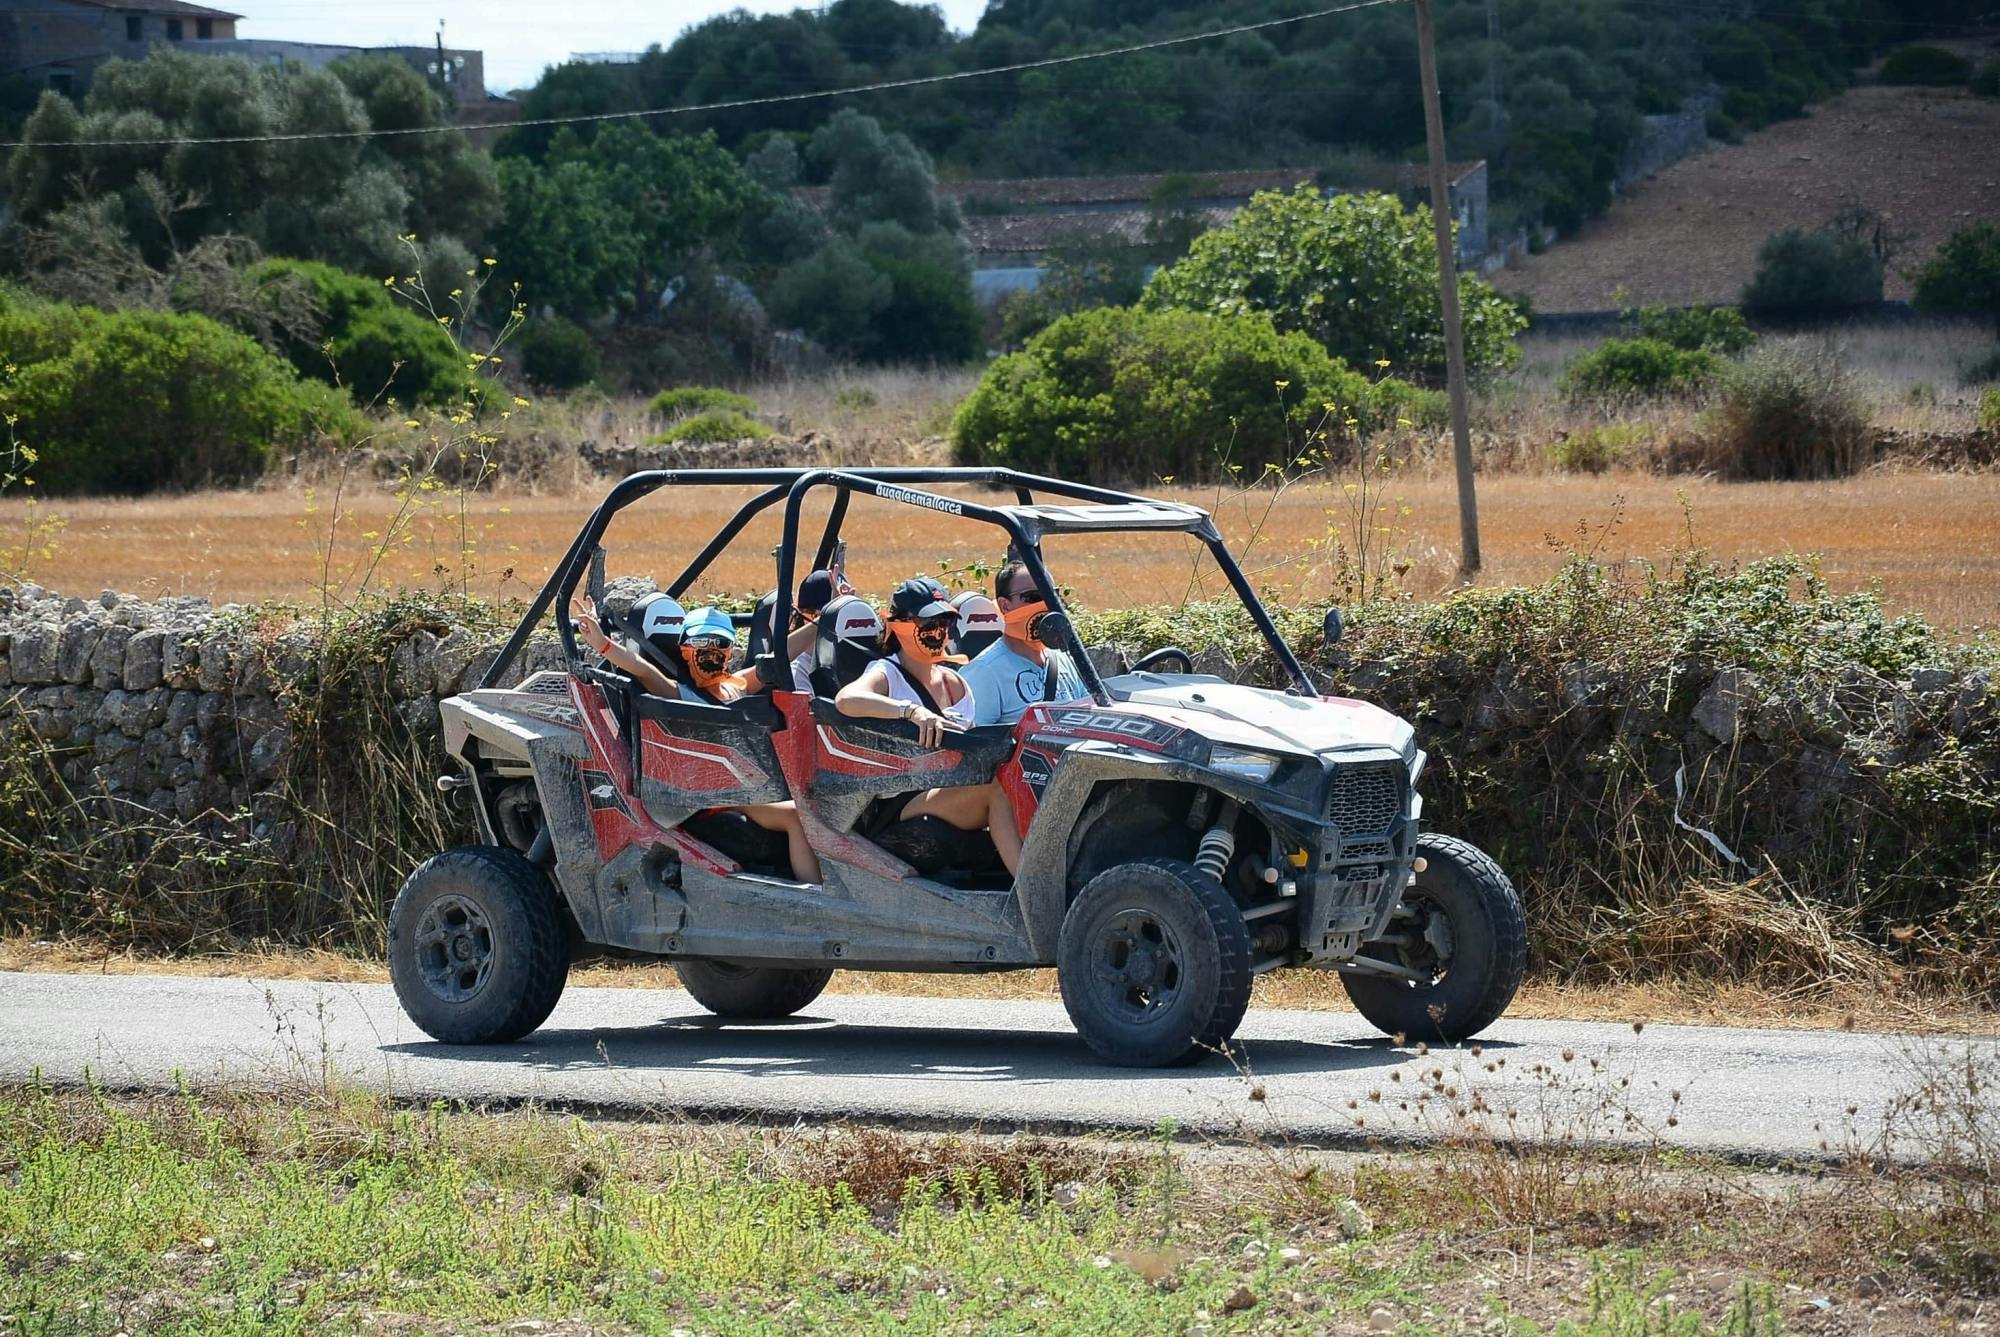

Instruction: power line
[0,0,1410,150]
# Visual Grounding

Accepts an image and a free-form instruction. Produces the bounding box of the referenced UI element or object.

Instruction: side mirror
[1035,610,1074,650]
[1323,607,1344,645]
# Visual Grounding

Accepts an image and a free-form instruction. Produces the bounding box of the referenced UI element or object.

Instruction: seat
[681,808,790,871]
[743,589,780,663]
[871,813,1005,879]
[621,592,691,691]
[951,591,1003,659]
[809,593,885,698]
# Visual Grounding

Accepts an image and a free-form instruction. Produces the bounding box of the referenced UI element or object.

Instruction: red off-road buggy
[389,467,1525,1066]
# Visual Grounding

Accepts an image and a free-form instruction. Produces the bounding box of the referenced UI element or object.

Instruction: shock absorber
[1193,797,1239,882]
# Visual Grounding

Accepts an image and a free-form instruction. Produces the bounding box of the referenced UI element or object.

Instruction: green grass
[0,1084,1847,1335]
[0,1088,1392,1334]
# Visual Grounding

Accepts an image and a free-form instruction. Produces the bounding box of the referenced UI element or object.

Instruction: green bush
[1701,339,1870,480]
[1141,187,1526,377]
[0,302,364,494]
[1912,223,2000,323]
[1635,304,1756,355]
[646,410,772,445]
[1879,44,1972,86]
[1559,338,1724,402]
[250,259,466,409]
[1546,423,1649,474]
[515,317,600,391]
[1981,388,2000,436]
[648,386,758,418]
[951,305,1408,484]
[1742,229,1883,319]
[1973,60,2000,98]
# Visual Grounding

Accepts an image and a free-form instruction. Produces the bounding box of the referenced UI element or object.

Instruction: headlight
[1208,745,1282,783]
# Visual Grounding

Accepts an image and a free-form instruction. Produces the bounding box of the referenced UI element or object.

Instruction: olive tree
[1141,186,1526,376]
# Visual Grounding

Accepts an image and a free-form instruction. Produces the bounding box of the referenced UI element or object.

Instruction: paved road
[1,972,1992,1161]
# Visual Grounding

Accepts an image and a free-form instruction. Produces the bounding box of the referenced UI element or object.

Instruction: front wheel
[675,960,833,1019]
[1057,858,1253,1068]
[1341,833,1526,1043]
[389,845,570,1044]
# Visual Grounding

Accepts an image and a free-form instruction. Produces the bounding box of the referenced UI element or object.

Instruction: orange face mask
[893,617,952,664]
[682,642,735,689]
[1002,602,1046,642]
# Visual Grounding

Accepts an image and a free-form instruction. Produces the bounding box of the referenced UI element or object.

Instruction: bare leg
[901,782,1021,876]
[743,802,822,883]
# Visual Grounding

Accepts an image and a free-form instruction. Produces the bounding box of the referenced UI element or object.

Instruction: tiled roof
[66,0,244,17]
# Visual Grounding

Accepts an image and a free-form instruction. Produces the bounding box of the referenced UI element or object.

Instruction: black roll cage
[479,467,1315,701]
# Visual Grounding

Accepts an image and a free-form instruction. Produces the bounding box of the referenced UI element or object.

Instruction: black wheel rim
[414,893,497,1005]
[1086,907,1188,1026]
[1386,888,1455,986]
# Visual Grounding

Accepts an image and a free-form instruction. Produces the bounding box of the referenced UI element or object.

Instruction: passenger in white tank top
[834,577,1022,876]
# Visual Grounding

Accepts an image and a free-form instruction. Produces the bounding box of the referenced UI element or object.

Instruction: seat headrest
[811,593,885,697]
[744,589,780,662]
[951,591,1003,659]
[622,592,687,681]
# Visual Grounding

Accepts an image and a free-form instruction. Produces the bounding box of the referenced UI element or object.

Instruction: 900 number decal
[1046,710,1181,745]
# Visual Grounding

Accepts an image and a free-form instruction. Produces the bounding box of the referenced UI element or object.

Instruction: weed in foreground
[1838,1041,2000,1290]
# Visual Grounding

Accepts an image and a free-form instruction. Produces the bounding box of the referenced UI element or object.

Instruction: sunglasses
[1001,586,1044,604]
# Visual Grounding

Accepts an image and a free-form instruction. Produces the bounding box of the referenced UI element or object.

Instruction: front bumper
[1293,748,1420,963]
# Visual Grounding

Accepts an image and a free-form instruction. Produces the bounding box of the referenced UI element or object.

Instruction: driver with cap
[835,576,1024,875]
[957,558,1086,726]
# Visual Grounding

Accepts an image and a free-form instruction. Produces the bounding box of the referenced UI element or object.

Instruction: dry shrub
[775,1125,1131,1209]
[1569,873,1898,991]
[1696,338,1872,479]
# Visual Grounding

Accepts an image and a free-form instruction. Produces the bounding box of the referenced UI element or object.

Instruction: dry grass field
[9,468,1997,631]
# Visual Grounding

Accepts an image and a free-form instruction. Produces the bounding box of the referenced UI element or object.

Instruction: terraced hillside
[1494,82,2000,313]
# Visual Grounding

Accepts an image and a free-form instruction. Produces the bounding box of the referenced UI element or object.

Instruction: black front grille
[1328,764,1403,835]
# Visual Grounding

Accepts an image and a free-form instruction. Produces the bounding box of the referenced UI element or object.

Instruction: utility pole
[1485,0,1502,134]
[1413,0,1481,576]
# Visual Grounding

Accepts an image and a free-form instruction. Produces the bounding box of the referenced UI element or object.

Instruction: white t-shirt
[791,647,814,693]
[959,641,1085,726]
[881,659,975,727]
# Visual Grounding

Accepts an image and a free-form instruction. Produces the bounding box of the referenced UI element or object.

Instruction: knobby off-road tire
[1057,857,1254,1068]
[1342,833,1526,1043]
[675,960,835,1019]
[389,845,570,1045]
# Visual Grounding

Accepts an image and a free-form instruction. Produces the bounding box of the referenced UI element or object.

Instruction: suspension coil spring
[1192,798,1240,882]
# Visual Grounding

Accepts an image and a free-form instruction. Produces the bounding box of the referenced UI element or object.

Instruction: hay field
[8,469,1997,631]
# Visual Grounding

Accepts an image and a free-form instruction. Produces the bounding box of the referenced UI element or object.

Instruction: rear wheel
[1341,833,1525,1043]
[389,845,569,1044]
[1057,858,1253,1068]
[676,960,833,1019]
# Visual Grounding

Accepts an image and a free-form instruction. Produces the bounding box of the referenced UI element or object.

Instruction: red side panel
[769,691,915,880]
[568,678,737,875]
[637,719,773,794]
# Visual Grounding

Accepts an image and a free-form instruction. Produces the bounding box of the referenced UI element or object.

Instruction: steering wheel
[1129,646,1194,676]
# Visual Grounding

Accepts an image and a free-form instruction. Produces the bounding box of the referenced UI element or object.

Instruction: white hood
[1117,681,1414,758]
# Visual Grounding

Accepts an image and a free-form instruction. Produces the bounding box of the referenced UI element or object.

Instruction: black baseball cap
[798,569,837,613]
[889,577,957,621]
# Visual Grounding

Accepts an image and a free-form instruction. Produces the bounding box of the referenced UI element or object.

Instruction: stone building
[0,0,486,106]
[0,0,240,94]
